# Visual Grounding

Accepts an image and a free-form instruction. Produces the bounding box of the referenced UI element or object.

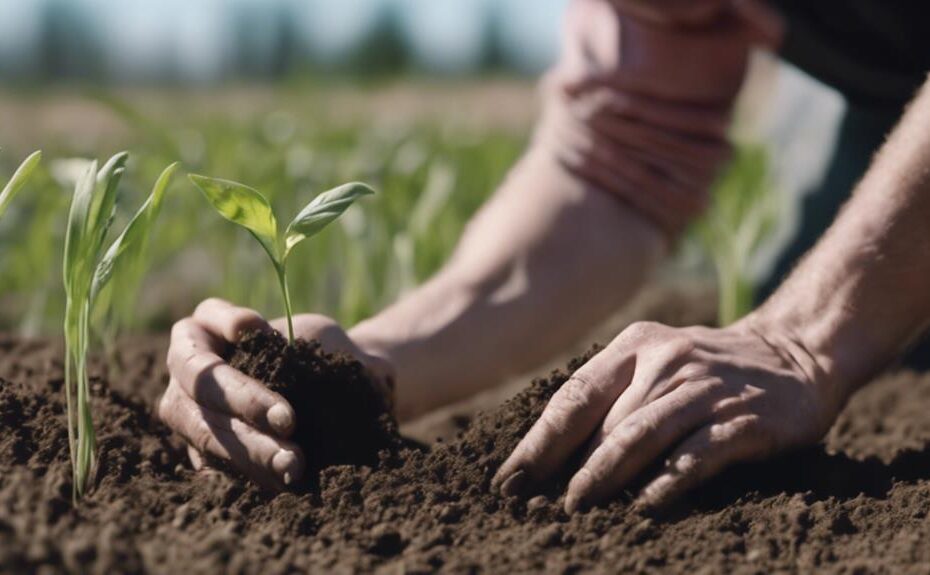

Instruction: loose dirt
[228,330,401,482]
[1,333,930,574]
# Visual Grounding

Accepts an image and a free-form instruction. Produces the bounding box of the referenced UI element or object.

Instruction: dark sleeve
[770,0,930,106]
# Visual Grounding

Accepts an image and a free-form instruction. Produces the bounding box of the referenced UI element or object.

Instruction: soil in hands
[3,334,930,573]
[227,330,403,483]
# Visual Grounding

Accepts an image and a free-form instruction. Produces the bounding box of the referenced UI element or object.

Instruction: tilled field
[1,333,930,574]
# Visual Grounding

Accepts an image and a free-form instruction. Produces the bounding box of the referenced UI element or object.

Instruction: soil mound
[228,330,402,482]
[1,334,930,573]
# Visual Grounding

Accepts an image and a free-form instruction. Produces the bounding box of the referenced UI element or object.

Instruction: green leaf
[189,174,279,260]
[91,162,179,302]
[63,160,99,294]
[284,182,374,259]
[0,150,41,219]
[87,152,129,255]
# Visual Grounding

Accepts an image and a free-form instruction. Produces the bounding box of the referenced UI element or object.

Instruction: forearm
[351,0,764,419]
[752,77,930,405]
[351,146,665,419]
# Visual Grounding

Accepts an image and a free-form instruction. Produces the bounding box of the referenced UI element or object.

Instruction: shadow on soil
[678,443,930,515]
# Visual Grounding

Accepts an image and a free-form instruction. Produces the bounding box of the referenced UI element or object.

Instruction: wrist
[739,309,858,419]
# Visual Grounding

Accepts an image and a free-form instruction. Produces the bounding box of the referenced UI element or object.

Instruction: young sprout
[0,150,42,219]
[696,145,777,326]
[189,175,374,343]
[63,154,178,498]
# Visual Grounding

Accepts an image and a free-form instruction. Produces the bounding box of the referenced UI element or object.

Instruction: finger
[556,117,704,235]
[159,383,305,490]
[188,445,205,471]
[492,348,636,496]
[594,339,703,442]
[556,106,728,223]
[589,114,731,176]
[193,298,272,343]
[580,89,730,140]
[636,414,770,510]
[269,315,341,347]
[573,120,712,209]
[564,379,723,513]
[168,319,295,437]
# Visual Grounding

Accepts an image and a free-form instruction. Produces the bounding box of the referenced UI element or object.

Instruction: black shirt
[772,0,930,106]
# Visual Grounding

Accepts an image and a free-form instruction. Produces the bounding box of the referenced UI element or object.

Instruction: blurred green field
[0,82,531,335]
[0,80,772,337]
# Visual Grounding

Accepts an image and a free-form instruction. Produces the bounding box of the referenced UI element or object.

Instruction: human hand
[158,298,394,490]
[493,319,845,512]
[537,0,782,236]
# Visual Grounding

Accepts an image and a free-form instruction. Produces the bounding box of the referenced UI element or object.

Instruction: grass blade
[91,162,179,301]
[0,150,42,219]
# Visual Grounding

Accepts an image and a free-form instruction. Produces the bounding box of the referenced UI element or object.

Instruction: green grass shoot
[62,155,178,499]
[696,145,778,326]
[0,151,42,219]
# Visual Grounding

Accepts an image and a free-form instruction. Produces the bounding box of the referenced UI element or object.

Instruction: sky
[0,0,570,81]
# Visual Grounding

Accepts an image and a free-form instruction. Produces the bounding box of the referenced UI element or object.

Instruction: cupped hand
[158,298,394,491]
[493,319,844,512]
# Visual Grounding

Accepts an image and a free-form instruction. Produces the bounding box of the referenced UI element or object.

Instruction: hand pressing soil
[227,330,404,485]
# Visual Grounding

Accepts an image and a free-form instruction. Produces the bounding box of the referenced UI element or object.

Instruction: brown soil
[2,333,930,573]
[227,330,402,484]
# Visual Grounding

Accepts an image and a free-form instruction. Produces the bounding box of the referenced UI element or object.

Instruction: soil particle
[3,334,930,573]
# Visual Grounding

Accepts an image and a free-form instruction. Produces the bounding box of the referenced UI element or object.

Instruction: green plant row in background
[0,117,774,335]
[0,106,526,336]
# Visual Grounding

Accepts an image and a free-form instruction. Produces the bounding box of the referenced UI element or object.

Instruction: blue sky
[0,0,570,79]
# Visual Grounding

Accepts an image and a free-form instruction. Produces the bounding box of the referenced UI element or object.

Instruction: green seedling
[189,175,374,343]
[0,150,42,219]
[697,145,778,326]
[63,154,178,498]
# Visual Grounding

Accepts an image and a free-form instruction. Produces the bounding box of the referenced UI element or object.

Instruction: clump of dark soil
[227,330,402,481]
[2,333,930,573]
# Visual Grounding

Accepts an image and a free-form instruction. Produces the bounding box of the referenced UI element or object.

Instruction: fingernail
[267,403,294,435]
[271,449,302,484]
[564,470,593,514]
[499,469,528,497]
[564,492,587,515]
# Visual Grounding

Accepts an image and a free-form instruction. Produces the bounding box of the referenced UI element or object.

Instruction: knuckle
[169,318,196,342]
[197,297,226,312]
[611,416,654,449]
[184,351,212,380]
[191,422,216,454]
[658,336,696,361]
[621,321,659,341]
[672,451,703,477]
[549,377,596,417]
